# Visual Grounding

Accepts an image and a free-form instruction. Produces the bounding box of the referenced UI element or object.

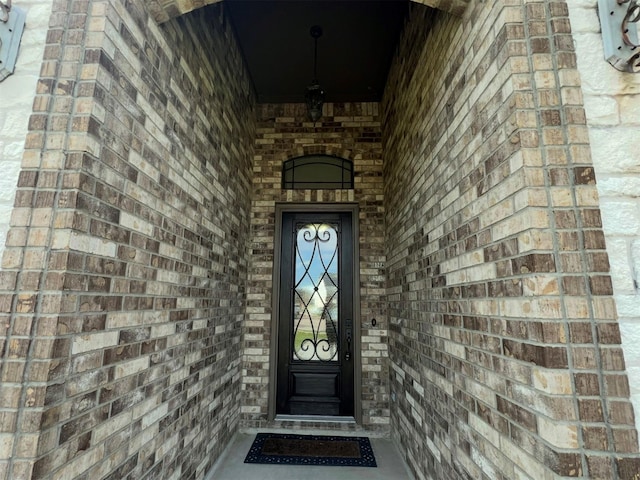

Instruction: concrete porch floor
[207,431,413,480]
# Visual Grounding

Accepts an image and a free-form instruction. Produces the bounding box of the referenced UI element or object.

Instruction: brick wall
[567,0,640,435]
[242,103,389,432]
[0,2,254,479]
[383,3,639,479]
[0,1,53,272]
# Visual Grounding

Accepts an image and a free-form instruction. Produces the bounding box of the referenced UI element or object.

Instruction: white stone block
[1,76,39,108]
[616,294,640,318]
[583,94,619,125]
[619,94,640,124]
[597,175,640,197]
[568,5,599,34]
[605,237,636,294]
[599,201,640,235]
[3,141,25,159]
[590,127,640,173]
[22,2,54,30]
[2,110,31,137]
[0,204,15,220]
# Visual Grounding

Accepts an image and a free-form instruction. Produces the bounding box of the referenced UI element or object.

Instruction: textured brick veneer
[383,2,640,479]
[1,1,639,479]
[0,3,254,479]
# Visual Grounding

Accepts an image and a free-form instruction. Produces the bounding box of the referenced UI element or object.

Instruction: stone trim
[147,0,471,24]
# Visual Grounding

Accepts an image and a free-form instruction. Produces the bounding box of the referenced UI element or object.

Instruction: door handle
[345,321,352,361]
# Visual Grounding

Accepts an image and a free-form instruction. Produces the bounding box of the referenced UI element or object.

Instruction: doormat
[243,432,377,467]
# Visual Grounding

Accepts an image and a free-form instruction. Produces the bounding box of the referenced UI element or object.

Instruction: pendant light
[305,25,325,123]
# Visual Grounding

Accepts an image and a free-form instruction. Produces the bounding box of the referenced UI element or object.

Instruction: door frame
[268,203,362,423]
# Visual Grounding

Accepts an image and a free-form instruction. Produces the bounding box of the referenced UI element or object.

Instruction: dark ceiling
[225,0,409,103]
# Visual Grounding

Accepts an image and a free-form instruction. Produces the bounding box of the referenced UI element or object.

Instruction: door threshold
[275,414,356,423]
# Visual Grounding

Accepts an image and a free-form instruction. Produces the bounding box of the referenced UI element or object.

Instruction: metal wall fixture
[305,25,325,124]
[599,0,640,73]
[0,0,27,81]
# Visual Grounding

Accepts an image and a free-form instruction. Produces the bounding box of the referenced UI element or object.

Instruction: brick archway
[148,0,470,23]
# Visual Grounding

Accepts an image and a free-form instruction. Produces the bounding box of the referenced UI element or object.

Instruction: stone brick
[587,455,615,479]
[617,457,640,480]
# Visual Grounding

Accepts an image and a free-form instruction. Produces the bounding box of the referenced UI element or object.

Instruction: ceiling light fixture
[305,25,325,123]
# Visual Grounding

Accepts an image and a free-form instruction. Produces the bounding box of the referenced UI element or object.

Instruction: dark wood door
[276,211,354,416]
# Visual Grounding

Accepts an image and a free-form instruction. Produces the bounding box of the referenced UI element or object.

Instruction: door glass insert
[293,222,339,362]
[276,210,355,417]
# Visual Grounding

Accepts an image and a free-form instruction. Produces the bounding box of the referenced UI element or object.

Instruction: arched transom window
[282,155,354,190]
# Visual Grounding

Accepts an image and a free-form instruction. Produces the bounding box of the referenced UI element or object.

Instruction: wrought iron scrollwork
[617,0,640,71]
[621,0,640,47]
[600,0,640,72]
[292,222,339,362]
[0,1,11,23]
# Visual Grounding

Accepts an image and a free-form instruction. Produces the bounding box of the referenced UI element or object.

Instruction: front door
[276,211,354,416]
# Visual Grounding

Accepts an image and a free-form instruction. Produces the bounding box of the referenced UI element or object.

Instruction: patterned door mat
[243,433,377,467]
